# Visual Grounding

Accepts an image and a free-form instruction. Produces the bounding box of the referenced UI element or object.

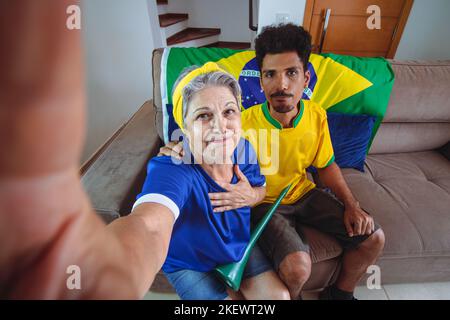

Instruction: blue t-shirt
[133,138,265,273]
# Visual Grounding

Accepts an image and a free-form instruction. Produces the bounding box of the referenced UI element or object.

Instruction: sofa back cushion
[369,60,450,154]
[152,48,165,141]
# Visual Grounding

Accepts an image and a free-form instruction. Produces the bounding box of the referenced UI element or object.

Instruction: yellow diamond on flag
[216,51,373,111]
[308,54,373,110]
[216,51,256,81]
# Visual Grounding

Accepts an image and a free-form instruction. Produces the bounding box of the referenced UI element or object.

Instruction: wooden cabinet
[303,0,413,58]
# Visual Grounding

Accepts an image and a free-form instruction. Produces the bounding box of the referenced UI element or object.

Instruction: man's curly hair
[255,23,312,72]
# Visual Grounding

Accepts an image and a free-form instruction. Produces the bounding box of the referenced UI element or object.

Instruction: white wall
[167,0,253,42]
[81,0,155,163]
[148,0,164,48]
[257,0,306,33]
[395,0,450,60]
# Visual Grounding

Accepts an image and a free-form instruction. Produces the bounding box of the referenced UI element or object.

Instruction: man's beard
[271,103,295,113]
[270,91,296,113]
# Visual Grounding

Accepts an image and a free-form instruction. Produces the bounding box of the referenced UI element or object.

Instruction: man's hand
[317,163,374,237]
[158,141,184,159]
[208,165,265,212]
[343,202,375,237]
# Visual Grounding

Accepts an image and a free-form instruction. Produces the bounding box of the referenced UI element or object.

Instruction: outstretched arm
[0,0,172,299]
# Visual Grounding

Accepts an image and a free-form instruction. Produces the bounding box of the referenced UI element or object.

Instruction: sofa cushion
[342,151,450,257]
[81,101,162,218]
[369,60,450,155]
[384,60,450,123]
[370,122,450,154]
[369,60,450,154]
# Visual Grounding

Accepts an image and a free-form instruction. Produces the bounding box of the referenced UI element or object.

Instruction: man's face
[260,51,310,113]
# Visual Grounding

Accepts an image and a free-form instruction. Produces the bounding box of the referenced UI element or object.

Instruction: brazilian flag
[160,47,395,148]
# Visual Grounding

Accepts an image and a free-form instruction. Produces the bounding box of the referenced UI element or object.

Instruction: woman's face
[184,85,241,165]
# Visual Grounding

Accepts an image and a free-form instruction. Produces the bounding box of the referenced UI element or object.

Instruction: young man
[160,24,385,300]
[241,24,385,300]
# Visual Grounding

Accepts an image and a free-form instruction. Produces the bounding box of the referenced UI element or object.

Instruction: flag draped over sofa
[159,47,395,157]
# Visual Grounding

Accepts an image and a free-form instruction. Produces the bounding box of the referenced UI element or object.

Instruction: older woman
[132,62,289,300]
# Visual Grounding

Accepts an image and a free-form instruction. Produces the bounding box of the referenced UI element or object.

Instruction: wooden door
[303,0,413,58]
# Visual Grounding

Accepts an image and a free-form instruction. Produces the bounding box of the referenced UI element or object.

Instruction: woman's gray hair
[172,65,242,120]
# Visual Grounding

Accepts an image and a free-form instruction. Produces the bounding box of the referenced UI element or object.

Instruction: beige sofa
[81,52,450,293]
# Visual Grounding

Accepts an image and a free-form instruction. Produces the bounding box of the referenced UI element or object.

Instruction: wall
[148,0,164,48]
[167,0,253,42]
[81,0,155,163]
[257,0,307,33]
[395,0,450,60]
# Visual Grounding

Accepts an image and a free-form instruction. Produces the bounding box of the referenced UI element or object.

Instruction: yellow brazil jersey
[241,99,335,205]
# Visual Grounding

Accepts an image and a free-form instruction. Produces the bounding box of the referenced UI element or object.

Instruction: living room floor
[143,281,450,300]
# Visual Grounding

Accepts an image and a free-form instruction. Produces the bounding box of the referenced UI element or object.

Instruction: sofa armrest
[81,100,162,223]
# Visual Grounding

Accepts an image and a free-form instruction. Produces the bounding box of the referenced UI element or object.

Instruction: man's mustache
[270,91,294,98]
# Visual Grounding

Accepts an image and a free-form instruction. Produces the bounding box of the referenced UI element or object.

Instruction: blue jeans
[164,245,273,300]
